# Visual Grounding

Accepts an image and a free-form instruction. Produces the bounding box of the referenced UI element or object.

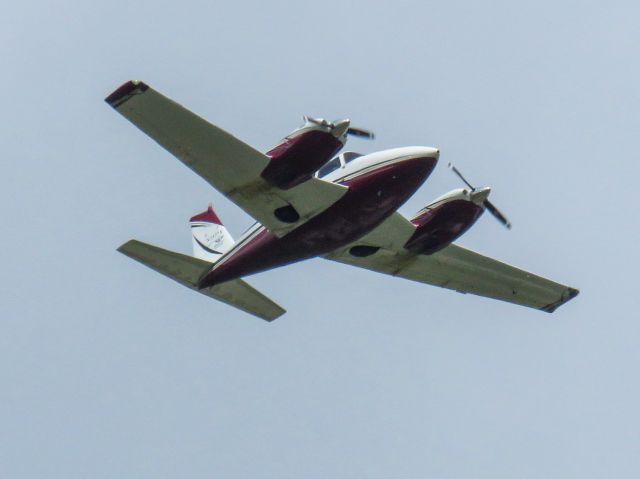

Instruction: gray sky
[2,0,639,477]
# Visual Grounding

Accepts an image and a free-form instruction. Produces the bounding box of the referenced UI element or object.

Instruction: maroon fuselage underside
[199,157,436,288]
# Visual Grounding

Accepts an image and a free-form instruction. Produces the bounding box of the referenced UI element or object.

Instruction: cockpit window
[317,157,341,177]
[342,151,363,163]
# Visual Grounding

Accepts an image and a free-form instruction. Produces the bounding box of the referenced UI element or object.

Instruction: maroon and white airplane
[107,80,578,321]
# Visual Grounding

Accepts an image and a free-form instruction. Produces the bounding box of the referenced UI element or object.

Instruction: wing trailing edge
[325,213,579,313]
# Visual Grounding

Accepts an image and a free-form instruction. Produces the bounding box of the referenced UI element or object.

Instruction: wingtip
[105,80,149,108]
[261,308,287,322]
[540,286,580,313]
[116,239,141,256]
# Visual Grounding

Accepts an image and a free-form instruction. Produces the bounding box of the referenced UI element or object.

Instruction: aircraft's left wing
[325,213,579,313]
[106,81,347,237]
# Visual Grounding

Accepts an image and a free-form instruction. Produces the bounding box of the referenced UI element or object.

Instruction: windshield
[342,151,363,163]
[317,157,341,177]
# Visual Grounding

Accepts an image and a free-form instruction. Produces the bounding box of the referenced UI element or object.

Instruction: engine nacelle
[261,118,347,190]
[404,188,485,255]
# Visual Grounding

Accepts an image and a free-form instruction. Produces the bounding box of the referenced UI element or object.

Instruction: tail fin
[190,204,234,262]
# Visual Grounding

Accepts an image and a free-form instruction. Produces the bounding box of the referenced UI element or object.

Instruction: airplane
[106,80,579,321]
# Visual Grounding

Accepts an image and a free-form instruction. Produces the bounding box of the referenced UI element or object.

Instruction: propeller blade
[346,127,375,140]
[483,199,512,229]
[448,162,475,190]
[305,116,330,126]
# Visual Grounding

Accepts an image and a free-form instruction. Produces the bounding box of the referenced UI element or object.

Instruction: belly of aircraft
[200,157,434,287]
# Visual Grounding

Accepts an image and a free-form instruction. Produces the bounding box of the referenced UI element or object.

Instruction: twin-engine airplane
[106,80,578,321]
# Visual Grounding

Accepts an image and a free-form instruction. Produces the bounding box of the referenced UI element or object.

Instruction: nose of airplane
[386,147,439,186]
[402,146,439,171]
[406,146,439,160]
[360,146,439,181]
[428,147,440,159]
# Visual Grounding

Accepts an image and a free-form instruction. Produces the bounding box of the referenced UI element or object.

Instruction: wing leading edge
[325,213,579,313]
[106,81,347,237]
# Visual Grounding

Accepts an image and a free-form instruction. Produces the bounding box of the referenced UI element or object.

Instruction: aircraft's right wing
[106,81,347,237]
[325,213,579,313]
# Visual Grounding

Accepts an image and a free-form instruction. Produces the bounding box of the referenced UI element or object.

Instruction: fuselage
[199,147,438,288]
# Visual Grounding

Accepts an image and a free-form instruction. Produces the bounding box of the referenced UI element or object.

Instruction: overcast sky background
[2,1,639,477]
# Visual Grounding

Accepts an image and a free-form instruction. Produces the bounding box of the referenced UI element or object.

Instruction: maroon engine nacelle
[404,196,484,255]
[261,126,345,190]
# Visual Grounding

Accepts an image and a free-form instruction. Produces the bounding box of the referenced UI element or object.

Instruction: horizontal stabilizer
[117,240,285,321]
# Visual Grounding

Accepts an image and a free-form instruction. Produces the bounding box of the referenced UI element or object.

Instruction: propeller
[304,116,375,140]
[448,162,512,229]
[344,126,375,140]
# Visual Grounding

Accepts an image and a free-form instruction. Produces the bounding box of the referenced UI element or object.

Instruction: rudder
[190,204,234,262]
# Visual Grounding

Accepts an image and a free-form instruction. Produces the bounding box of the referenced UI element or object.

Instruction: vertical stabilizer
[190,204,235,262]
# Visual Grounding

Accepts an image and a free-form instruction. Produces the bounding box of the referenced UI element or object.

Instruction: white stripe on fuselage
[320,146,439,184]
[210,221,265,270]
